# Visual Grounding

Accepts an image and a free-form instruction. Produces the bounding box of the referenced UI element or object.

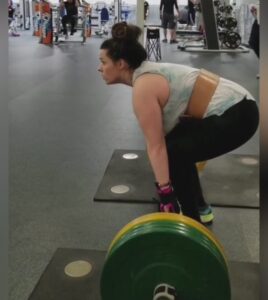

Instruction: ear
[117,59,129,70]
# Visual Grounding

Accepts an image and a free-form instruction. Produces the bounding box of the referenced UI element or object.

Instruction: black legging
[8,7,14,25]
[188,7,195,25]
[249,19,259,58]
[165,99,259,221]
[62,15,77,33]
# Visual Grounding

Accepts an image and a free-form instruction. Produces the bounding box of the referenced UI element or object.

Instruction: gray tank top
[132,61,255,134]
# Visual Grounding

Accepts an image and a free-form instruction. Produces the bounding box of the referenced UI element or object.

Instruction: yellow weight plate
[108,213,227,264]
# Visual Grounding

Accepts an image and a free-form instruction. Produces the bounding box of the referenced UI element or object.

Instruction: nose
[98,64,102,72]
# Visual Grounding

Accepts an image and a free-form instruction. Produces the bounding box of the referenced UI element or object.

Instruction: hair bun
[111,22,142,42]
[112,22,128,39]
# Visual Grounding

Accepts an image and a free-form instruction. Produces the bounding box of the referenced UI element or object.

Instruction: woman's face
[98,49,122,85]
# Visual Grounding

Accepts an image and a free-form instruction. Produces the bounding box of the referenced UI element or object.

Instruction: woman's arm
[132,74,170,186]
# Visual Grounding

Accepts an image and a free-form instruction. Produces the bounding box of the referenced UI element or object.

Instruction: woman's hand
[156,182,181,213]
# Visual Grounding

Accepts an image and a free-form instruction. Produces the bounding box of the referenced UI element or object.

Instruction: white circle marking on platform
[240,157,258,165]
[64,260,92,278]
[122,153,139,159]
[111,185,130,194]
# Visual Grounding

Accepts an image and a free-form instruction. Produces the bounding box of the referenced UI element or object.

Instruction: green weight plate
[108,213,227,264]
[108,220,228,274]
[101,221,230,300]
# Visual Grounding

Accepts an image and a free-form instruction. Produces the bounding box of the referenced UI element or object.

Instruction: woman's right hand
[156,182,181,213]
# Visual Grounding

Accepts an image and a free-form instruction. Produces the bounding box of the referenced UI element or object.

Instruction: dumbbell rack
[215,1,242,49]
[177,0,249,53]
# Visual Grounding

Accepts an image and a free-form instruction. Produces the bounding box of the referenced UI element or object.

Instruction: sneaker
[11,32,20,37]
[199,205,214,225]
[170,39,178,44]
[162,38,167,43]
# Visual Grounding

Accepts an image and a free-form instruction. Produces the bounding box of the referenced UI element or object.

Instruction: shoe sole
[200,212,214,225]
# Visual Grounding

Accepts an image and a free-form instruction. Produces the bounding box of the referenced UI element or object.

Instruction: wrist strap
[155,181,173,194]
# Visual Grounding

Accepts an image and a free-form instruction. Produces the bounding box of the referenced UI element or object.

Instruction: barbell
[100,213,231,300]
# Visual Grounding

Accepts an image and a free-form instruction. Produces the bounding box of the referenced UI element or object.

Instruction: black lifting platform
[28,248,259,300]
[94,149,259,209]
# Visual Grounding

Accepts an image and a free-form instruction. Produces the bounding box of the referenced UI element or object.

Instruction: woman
[188,0,196,26]
[194,0,203,32]
[248,4,259,78]
[98,22,259,224]
[248,5,259,58]
[8,0,14,23]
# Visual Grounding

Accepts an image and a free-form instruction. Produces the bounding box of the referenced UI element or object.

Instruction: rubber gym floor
[9,16,259,300]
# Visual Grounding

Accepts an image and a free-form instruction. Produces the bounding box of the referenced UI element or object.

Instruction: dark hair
[100,22,147,69]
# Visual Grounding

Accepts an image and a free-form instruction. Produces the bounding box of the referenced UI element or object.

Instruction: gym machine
[32,0,41,37]
[31,0,54,43]
[34,0,91,46]
[89,1,121,38]
[53,0,91,45]
[114,0,121,23]
[178,0,249,53]
[215,0,242,49]
[19,0,31,30]
[94,5,110,37]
